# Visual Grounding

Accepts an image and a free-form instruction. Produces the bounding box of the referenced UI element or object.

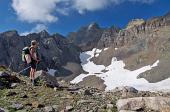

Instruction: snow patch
[115,48,118,50]
[71,48,170,92]
[104,48,108,51]
[47,68,56,76]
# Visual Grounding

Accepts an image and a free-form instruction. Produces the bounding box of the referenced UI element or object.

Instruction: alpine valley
[1,12,170,112]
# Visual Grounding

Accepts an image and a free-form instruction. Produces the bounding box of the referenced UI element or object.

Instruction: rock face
[67,23,105,51]
[117,97,170,112]
[97,26,120,49]
[88,12,170,84]
[67,23,121,51]
[35,70,59,87]
[0,30,82,81]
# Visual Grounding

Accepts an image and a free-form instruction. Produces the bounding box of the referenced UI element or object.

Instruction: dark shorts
[30,60,37,69]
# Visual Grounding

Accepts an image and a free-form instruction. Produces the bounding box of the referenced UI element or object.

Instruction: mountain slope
[71,12,170,90]
[67,23,120,51]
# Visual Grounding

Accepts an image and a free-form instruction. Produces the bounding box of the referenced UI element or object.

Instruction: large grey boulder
[117,97,170,111]
[35,70,59,87]
[44,106,55,112]
[0,71,20,88]
[0,71,10,77]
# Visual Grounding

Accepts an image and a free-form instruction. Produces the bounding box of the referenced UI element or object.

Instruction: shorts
[30,60,37,69]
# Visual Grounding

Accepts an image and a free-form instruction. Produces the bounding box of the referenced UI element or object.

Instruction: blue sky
[0,0,170,36]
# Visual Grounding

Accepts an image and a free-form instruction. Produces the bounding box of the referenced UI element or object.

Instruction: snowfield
[71,48,170,91]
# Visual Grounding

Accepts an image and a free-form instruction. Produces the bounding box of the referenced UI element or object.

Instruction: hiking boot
[29,79,32,84]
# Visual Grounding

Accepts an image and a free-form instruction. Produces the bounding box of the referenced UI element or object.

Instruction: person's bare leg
[29,69,31,79]
[30,68,32,80]
[32,69,36,85]
[33,69,35,79]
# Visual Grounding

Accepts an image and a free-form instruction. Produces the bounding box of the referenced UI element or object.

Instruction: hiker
[22,40,39,85]
[29,40,39,85]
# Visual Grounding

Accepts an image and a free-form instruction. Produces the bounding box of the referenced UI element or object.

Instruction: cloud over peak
[73,0,155,14]
[12,0,59,23]
[12,0,155,23]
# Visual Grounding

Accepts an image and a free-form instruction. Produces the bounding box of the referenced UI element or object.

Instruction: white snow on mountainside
[71,48,170,91]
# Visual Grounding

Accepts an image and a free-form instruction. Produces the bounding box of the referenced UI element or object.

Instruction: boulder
[10,83,18,88]
[113,86,138,98]
[0,71,10,77]
[32,101,44,108]
[117,97,170,111]
[119,110,137,112]
[6,91,17,96]
[116,97,144,111]
[10,103,23,110]
[0,71,20,88]
[114,86,138,93]
[44,106,55,112]
[84,89,93,96]
[0,107,6,112]
[65,106,73,111]
[35,70,59,87]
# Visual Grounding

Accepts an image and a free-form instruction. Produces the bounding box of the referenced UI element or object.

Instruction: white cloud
[12,0,155,35]
[73,0,155,14]
[12,0,155,23]
[12,0,60,23]
[21,24,47,36]
[73,0,110,14]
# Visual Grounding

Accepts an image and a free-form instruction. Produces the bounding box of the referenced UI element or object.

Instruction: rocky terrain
[1,67,170,112]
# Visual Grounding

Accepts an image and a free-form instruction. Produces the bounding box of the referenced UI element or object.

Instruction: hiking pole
[18,66,31,74]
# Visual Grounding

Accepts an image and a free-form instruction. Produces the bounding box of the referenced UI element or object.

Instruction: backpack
[22,46,31,63]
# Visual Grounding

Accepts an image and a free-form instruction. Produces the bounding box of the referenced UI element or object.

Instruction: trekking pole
[18,66,31,74]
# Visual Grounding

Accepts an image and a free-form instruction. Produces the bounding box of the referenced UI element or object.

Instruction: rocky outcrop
[67,23,105,51]
[77,75,106,90]
[67,23,121,51]
[117,97,170,112]
[97,26,120,49]
[35,70,59,87]
[0,71,20,89]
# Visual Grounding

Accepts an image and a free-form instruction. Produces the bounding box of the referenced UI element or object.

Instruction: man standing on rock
[29,40,39,85]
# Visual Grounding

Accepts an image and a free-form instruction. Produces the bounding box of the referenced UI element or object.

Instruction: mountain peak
[126,19,145,29]
[1,30,19,37]
[164,11,170,19]
[38,30,49,38]
[88,22,100,30]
